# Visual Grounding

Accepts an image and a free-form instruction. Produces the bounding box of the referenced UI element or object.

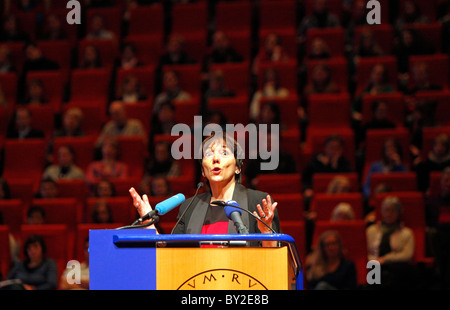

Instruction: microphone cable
[171,182,204,234]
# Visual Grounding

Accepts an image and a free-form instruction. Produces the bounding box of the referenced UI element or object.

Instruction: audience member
[331,203,356,222]
[94,179,116,198]
[79,44,103,69]
[116,74,147,103]
[363,138,408,198]
[53,107,85,138]
[303,135,353,195]
[21,42,60,75]
[145,141,181,178]
[39,13,68,41]
[252,32,290,75]
[0,14,30,42]
[42,145,85,181]
[400,62,443,95]
[86,14,115,40]
[203,69,235,103]
[308,38,331,59]
[6,107,45,139]
[59,238,89,290]
[355,30,384,58]
[118,42,142,69]
[250,68,289,122]
[366,196,417,289]
[326,175,352,194]
[87,138,129,184]
[158,33,195,66]
[34,178,59,199]
[395,0,430,33]
[297,0,340,43]
[95,101,147,149]
[303,63,340,96]
[255,101,283,129]
[26,205,46,225]
[414,134,450,192]
[426,167,450,288]
[203,31,243,72]
[7,234,58,290]
[22,78,48,105]
[0,45,16,72]
[91,199,114,224]
[153,70,192,113]
[305,230,357,290]
[151,99,176,136]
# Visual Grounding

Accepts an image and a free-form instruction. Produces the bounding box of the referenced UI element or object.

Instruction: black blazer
[171,183,280,235]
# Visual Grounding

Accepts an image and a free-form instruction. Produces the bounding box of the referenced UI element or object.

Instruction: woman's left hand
[253,195,278,233]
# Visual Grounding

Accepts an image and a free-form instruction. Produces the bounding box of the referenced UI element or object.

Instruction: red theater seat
[20,224,73,277]
[56,179,89,203]
[256,174,302,194]
[271,193,304,221]
[260,0,297,33]
[115,65,156,102]
[0,199,25,234]
[312,220,368,284]
[312,173,360,193]
[37,40,72,82]
[86,197,135,225]
[258,60,298,93]
[207,96,250,125]
[78,39,119,69]
[0,225,11,280]
[123,35,164,66]
[122,102,152,133]
[306,57,349,92]
[86,7,122,39]
[307,93,352,130]
[127,4,164,38]
[279,220,307,261]
[2,139,47,190]
[7,178,34,206]
[52,136,96,171]
[306,28,345,57]
[353,24,395,56]
[21,105,55,140]
[414,90,450,126]
[70,68,112,102]
[361,92,405,127]
[409,54,449,90]
[355,56,398,96]
[173,98,201,127]
[406,22,443,52]
[29,198,82,230]
[26,71,64,112]
[215,1,252,33]
[421,126,450,159]
[116,136,146,180]
[369,172,418,194]
[0,72,18,110]
[61,104,105,135]
[210,62,250,98]
[0,105,8,136]
[310,193,364,221]
[162,64,202,98]
[260,95,300,130]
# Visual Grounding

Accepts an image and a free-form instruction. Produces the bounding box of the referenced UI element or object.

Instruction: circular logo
[177,269,267,290]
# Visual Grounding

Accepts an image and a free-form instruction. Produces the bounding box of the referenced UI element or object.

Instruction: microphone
[211,200,276,234]
[171,182,204,234]
[224,200,249,234]
[133,193,186,226]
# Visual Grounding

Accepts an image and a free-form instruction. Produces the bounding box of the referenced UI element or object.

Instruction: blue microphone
[224,200,249,234]
[134,193,185,225]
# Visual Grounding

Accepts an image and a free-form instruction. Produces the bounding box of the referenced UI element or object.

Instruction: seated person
[203,30,243,72]
[6,107,45,139]
[305,230,357,290]
[42,145,85,181]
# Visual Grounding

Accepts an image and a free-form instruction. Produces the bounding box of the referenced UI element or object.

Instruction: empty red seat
[173,98,201,127]
[279,220,307,262]
[86,197,135,225]
[0,199,25,234]
[271,193,304,221]
[310,193,364,221]
[306,28,345,57]
[7,178,34,206]
[259,0,297,33]
[406,22,443,52]
[256,174,302,194]
[307,93,352,130]
[0,105,8,136]
[171,2,208,38]
[215,1,252,33]
[70,68,112,103]
[312,220,368,284]
[37,40,72,82]
[207,96,250,125]
[361,92,405,127]
[52,136,96,171]
[115,136,146,180]
[22,105,55,140]
[29,198,82,229]
[428,171,442,197]
[2,139,47,190]
[126,4,164,38]
[0,72,18,110]
[166,176,197,199]
[123,35,164,66]
[122,102,152,133]
[0,225,11,280]
[312,173,360,193]
[56,179,89,203]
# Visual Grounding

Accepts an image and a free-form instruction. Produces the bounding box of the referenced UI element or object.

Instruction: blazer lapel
[228,183,249,234]
[185,192,211,234]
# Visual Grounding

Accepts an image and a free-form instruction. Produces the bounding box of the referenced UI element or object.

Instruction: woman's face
[322,234,340,259]
[202,140,238,186]
[27,242,43,263]
[381,203,400,224]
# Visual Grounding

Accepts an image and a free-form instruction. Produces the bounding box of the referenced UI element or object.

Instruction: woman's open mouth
[212,167,222,175]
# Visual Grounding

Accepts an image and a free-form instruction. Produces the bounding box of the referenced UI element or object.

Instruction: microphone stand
[116,216,160,230]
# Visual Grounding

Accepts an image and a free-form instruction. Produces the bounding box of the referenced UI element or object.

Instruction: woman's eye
[204,151,213,158]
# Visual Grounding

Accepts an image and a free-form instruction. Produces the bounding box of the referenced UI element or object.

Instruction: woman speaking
[129,132,280,247]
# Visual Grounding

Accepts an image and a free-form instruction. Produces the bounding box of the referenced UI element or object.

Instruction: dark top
[7,258,58,290]
[302,154,352,190]
[306,259,357,290]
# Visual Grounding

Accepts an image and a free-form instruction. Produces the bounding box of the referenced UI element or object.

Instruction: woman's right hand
[129,187,153,219]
